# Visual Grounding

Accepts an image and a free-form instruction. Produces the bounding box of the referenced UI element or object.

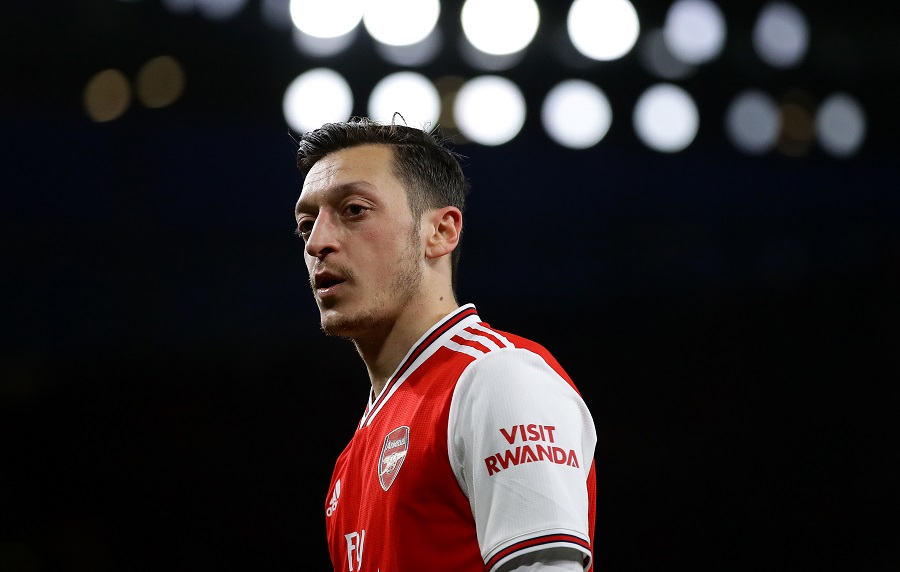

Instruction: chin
[320,320,350,338]
[319,310,359,338]
[319,306,389,339]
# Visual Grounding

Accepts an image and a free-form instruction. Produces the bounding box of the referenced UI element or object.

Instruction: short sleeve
[448,347,596,571]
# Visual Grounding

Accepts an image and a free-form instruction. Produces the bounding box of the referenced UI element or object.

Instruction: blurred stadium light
[76,0,882,159]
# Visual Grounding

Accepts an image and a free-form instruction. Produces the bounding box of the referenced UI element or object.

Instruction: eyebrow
[295,180,374,219]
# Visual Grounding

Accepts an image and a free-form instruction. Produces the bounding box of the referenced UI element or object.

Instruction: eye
[295,218,314,240]
[344,203,369,218]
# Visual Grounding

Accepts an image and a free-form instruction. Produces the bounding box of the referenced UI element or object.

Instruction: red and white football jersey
[324,304,597,572]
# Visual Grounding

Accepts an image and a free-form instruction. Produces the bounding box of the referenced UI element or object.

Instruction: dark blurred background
[2,0,898,570]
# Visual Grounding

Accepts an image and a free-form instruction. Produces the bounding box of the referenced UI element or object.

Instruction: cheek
[361,227,403,254]
[363,234,410,271]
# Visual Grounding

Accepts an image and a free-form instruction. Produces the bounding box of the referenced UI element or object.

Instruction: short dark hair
[296,116,471,290]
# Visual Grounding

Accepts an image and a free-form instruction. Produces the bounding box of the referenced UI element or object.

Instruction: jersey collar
[359,303,480,428]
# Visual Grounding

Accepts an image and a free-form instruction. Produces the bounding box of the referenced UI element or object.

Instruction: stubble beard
[319,228,423,340]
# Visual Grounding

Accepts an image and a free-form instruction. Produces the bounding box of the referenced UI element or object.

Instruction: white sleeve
[448,347,596,572]
[505,561,584,572]
[497,547,585,572]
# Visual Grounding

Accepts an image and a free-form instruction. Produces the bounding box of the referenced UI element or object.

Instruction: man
[293,117,597,572]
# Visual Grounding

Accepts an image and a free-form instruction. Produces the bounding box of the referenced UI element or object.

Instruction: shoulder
[447,322,576,391]
[457,347,578,407]
[447,329,585,423]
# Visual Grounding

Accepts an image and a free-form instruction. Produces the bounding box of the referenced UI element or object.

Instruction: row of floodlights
[282,0,809,70]
[144,0,812,72]
[82,56,865,158]
[283,68,866,157]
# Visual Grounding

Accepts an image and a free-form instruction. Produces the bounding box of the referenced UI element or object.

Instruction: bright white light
[291,26,357,57]
[282,68,354,133]
[815,93,867,158]
[376,28,442,66]
[753,2,809,68]
[633,83,699,153]
[663,0,726,65]
[725,90,780,154]
[196,0,247,20]
[567,0,640,61]
[454,75,526,146]
[459,37,526,71]
[461,0,540,56]
[364,0,440,46]
[368,72,441,130]
[290,0,364,38]
[541,80,613,149]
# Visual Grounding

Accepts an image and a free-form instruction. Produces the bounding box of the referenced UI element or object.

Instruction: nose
[304,209,338,259]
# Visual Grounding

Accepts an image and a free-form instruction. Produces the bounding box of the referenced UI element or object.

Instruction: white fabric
[498,546,585,571]
[506,559,584,572]
[448,346,596,569]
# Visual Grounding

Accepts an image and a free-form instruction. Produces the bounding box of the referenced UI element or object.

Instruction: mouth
[313,271,346,295]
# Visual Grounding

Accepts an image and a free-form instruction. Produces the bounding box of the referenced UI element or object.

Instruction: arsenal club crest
[378,426,409,491]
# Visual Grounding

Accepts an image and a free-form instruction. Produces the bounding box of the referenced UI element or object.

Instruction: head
[294,117,470,338]
[296,117,470,282]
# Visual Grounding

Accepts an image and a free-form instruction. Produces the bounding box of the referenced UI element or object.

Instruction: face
[295,144,424,339]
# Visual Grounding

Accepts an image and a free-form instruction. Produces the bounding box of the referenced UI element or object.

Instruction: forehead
[299,144,401,201]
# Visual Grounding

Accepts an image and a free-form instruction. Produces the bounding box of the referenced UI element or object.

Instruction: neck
[356,295,459,398]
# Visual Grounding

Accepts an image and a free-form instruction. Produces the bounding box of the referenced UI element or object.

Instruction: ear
[423,206,462,260]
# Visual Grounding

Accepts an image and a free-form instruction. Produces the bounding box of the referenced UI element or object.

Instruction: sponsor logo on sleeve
[484,423,581,476]
[378,426,409,491]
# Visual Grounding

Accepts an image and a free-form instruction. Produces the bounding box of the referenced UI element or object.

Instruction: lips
[313,269,346,294]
